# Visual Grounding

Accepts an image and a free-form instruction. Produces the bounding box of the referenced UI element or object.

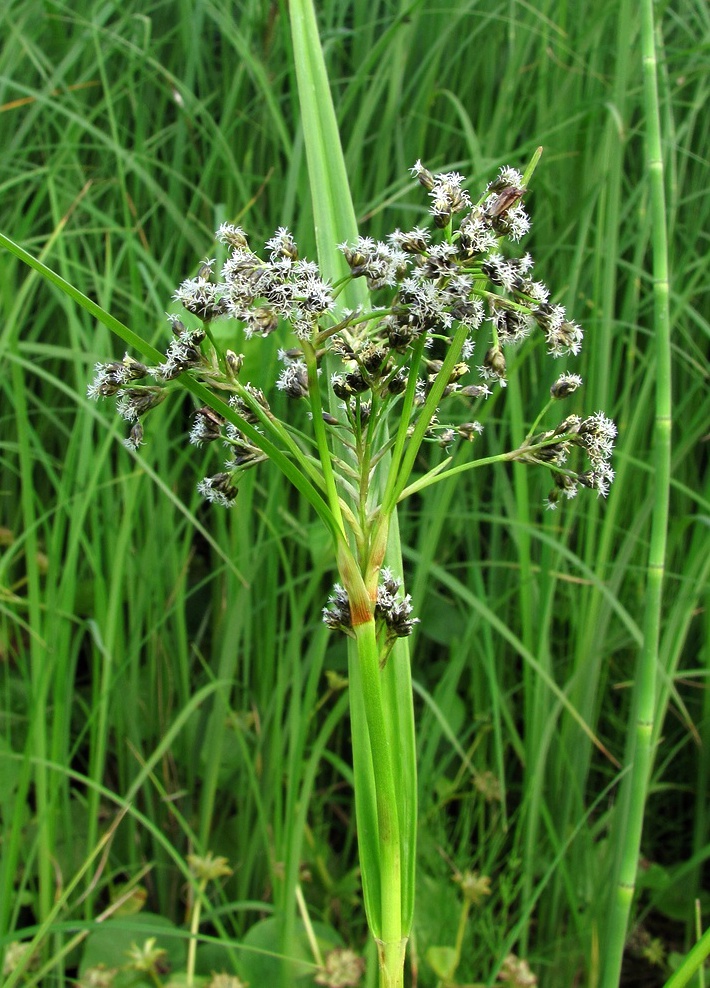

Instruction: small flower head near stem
[187,851,233,883]
[323,569,419,665]
[315,948,366,988]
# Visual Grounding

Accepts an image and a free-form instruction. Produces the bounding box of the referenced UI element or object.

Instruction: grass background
[0,0,708,985]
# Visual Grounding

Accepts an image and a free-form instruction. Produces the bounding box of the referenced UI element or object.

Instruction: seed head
[455,870,492,906]
[277,360,310,399]
[410,159,435,190]
[497,953,538,986]
[216,223,249,249]
[550,373,583,398]
[116,386,166,421]
[375,569,420,638]
[315,948,365,987]
[122,421,145,451]
[189,407,225,445]
[225,350,244,379]
[481,344,507,382]
[197,473,238,507]
[187,851,233,883]
[323,584,353,634]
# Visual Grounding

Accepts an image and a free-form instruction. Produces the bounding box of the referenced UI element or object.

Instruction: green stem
[185,378,345,548]
[353,619,406,988]
[453,899,471,974]
[186,879,205,987]
[396,431,576,501]
[661,926,710,988]
[230,375,327,492]
[379,335,427,512]
[601,2,671,983]
[382,320,470,515]
[303,339,347,534]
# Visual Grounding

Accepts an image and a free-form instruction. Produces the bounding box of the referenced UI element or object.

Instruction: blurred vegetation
[0,0,708,985]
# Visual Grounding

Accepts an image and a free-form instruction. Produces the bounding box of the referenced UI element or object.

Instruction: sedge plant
[79,154,615,987]
[0,11,616,988]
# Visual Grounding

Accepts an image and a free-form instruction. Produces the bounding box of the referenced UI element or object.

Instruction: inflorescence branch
[88,161,616,642]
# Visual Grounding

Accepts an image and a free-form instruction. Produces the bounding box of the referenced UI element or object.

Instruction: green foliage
[0,0,708,986]
[80,915,186,984]
[239,918,341,986]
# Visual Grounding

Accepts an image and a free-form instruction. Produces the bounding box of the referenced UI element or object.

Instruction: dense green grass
[1,0,708,985]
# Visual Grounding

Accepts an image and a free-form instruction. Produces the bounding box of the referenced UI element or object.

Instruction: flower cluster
[516,403,617,508]
[323,569,418,661]
[497,953,538,987]
[375,568,419,639]
[315,948,365,988]
[88,161,616,630]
